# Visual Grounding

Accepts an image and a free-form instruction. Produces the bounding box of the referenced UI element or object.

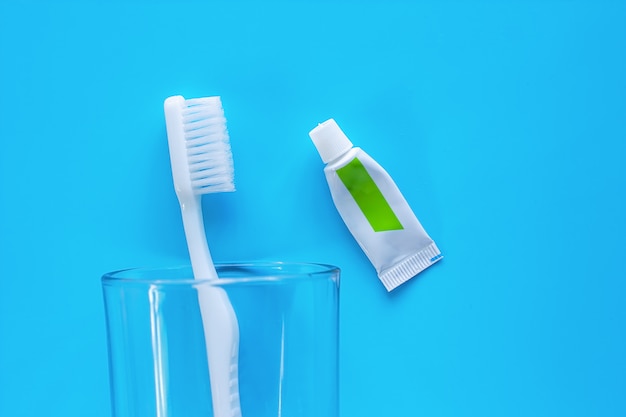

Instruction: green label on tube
[336,158,404,232]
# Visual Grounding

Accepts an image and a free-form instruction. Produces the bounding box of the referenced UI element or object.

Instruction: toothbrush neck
[180,195,219,280]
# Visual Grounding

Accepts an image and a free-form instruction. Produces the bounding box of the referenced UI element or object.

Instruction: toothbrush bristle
[182,97,235,194]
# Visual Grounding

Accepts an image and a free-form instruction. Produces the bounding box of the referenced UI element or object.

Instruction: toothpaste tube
[309,119,442,291]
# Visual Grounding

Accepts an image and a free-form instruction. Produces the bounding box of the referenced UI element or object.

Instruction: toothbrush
[164,95,242,417]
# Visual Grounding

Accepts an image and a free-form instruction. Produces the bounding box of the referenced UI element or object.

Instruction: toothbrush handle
[198,286,242,417]
[180,196,242,417]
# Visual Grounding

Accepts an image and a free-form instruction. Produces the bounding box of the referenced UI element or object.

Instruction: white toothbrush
[164,95,242,417]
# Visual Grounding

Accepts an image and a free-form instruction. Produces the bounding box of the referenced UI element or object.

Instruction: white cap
[309,119,353,163]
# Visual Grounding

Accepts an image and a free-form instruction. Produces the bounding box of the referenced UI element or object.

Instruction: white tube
[309,119,442,291]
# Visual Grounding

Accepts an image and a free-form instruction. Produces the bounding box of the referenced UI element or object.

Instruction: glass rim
[101,261,340,287]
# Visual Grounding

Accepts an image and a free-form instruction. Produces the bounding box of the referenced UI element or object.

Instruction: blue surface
[1,1,625,416]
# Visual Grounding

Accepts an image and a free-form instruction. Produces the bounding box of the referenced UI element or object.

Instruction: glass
[102,262,340,417]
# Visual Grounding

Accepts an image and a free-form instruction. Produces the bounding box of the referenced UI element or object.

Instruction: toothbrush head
[164,95,235,198]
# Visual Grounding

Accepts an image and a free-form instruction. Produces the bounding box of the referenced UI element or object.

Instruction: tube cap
[309,119,353,163]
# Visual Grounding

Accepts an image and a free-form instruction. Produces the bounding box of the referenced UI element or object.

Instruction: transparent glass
[102,262,340,417]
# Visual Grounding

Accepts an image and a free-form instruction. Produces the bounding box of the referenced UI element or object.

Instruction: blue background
[1,1,625,416]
